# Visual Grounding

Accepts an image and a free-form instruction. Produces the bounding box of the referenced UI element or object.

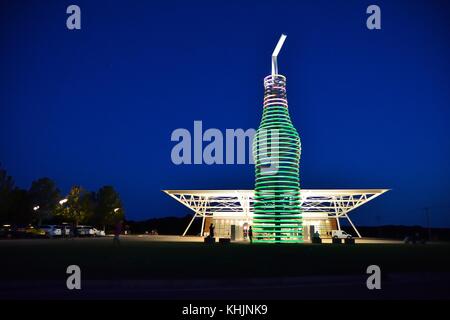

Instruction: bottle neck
[263,74,287,109]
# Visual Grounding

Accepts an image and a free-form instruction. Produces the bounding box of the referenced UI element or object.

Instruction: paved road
[1,273,449,299]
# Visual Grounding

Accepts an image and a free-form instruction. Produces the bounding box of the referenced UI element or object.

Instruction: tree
[0,164,14,194]
[94,186,124,229]
[28,177,60,225]
[7,189,33,225]
[79,191,96,224]
[55,186,94,225]
[0,164,15,224]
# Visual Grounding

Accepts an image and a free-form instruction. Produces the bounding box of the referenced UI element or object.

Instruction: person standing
[209,223,215,239]
[248,226,253,243]
[113,220,123,245]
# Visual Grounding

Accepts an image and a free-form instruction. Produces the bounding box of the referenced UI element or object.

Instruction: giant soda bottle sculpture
[253,35,303,243]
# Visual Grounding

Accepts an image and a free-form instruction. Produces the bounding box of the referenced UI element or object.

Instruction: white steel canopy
[163,189,389,238]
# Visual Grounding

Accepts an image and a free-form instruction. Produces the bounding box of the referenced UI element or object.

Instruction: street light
[59,198,68,205]
[33,205,40,226]
[114,208,120,213]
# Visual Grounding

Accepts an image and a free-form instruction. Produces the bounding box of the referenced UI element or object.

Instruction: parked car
[27,226,47,238]
[75,226,105,237]
[404,233,426,244]
[11,225,46,238]
[0,224,13,238]
[92,228,106,237]
[59,224,72,237]
[40,225,62,237]
[332,230,353,239]
[76,225,95,237]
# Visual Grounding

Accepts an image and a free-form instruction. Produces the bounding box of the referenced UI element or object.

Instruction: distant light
[114,208,120,213]
[3,224,11,227]
[33,206,40,211]
[59,198,68,205]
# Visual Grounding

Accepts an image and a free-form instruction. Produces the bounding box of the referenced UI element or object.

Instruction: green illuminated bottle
[252,36,302,243]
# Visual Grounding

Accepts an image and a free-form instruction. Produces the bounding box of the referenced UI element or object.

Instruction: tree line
[0,164,125,228]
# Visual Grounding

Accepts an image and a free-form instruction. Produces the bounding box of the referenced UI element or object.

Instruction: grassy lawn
[1,238,450,281]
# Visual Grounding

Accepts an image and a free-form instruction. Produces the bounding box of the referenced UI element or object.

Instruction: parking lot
[0,232,415,244]
[0,224,107,239]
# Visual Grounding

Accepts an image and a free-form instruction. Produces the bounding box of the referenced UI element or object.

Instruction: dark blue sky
[1,0,449,227]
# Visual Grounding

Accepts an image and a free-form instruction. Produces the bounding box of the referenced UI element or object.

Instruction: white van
[332,230,353,239]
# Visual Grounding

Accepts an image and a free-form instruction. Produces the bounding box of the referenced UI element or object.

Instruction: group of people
[208,223,253,243]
